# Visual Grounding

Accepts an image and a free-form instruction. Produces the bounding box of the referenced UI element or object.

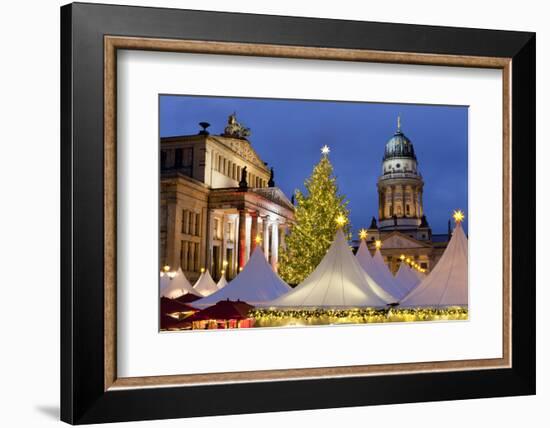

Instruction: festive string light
[375,240,382,249]
[200,267,205,273]
[249,307,468,328]
[453,209,465,224]
[359,229,368,240]
[163,265,170,272]
[400,254,405,261]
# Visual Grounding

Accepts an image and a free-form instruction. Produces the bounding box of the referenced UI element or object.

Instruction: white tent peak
[192,246,290,308]
[216,273,228,290]
[265,229,395,308]
[400,223,468,308]
[160,268,202,299]
[193,269,218,297]
[356,243,405,301]
[394,262,420,295]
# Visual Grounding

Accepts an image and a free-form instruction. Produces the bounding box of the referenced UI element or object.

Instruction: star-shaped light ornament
[255,234,263,245]
[335,214,347,227]
[453,209,465,224]
[358,229,368,240]
[321,145,330,156]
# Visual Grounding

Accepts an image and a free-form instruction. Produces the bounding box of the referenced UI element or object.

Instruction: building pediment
[210,136,269,173]
[382,232,428,249]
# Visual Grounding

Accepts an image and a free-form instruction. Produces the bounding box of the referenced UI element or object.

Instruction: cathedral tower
[377,116,425,230]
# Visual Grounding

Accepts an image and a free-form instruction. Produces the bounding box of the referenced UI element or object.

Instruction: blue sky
[160,95,468,236]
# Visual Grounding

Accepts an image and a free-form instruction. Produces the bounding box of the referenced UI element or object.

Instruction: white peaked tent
[216,274,228,290]
[266,229,395,308]
[414,269,426,281]
[192,247,290,308]
[400,222,468,307]
[355,239,377,275]
[160,268,201,299]
[356,240,405,301]
[394,262,421,295]
[193,270,218,297]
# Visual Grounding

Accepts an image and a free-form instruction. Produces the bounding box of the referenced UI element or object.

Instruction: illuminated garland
[249,307,468,327]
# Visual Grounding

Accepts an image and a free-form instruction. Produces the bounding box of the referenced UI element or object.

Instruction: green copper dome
[383,117,416,161]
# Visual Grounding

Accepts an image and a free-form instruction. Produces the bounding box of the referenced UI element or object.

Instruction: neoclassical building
[160,114,294,283]
[363,117,449,274]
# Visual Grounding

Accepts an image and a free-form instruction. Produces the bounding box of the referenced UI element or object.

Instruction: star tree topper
[321,145,330,156]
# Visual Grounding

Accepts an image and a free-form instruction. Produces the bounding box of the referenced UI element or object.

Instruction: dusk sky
[160,95,468,236]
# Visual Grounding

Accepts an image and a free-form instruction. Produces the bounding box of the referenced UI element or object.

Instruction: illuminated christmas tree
[278,145,350,285]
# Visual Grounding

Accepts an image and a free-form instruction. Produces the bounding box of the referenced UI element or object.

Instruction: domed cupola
[383,116,416,161]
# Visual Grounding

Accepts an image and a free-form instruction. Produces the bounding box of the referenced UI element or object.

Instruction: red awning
[186,300,254,322]
[160,297,197,314]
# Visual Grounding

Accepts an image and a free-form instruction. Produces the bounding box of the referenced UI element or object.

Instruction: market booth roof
[193,269,218,297]
[216,274,228,290]
[160,297,197,315]
[265,229,395,308]
[160,268,202,299]
[394,262,421,295]
[192,247,290,308]
[186,299,254,321]
[400,222,468,308]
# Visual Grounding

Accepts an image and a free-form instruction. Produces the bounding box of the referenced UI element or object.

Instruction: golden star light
[321,145,330,156]
[453,209,465,224]
[335,214,347,227]
[255,234,263,245]
[358,229,368,240]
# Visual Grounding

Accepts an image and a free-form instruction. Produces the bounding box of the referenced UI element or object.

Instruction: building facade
[160,114,294,283]
[364,117,449,274]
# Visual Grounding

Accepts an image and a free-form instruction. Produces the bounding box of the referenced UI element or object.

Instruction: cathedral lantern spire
[397,114,401,132]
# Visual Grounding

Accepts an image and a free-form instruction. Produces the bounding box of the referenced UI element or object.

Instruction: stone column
[238,209,247,270]
[419,189,424,217]
[270,222,279,271]
[262,217,270,261]
[391,185,395,217]
[250,211,259,252]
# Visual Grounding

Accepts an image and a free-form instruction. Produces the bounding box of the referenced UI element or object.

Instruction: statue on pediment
[223,112,251,140]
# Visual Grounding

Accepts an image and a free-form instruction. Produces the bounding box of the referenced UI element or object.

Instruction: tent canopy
[160,268,201,299]
[265,229,395,308]
[186,300,253,321]
[356,240,403,301]
[216,274,228,290]
[394,262,421,295]
[192,247,290,308]
[193,270,218,297]
[400,222,468,308]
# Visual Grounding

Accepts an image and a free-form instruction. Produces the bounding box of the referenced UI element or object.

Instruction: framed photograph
[61,2,535,424]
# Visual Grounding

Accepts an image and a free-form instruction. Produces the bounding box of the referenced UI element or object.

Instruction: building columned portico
[160,114,294,283]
